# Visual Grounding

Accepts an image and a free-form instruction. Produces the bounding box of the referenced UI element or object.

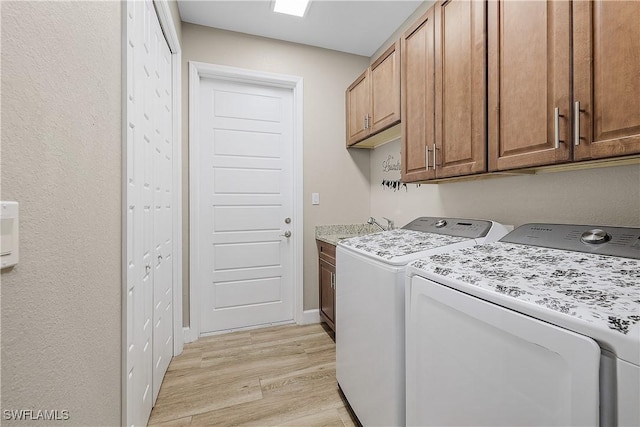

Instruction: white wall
[1,1,122,424]
[370,140,640,229]
[181,24,371,321]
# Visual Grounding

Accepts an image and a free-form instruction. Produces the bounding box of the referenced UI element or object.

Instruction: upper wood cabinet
[573,0,640,161]
[488,0,571,171]
[401,8,436,182]
[434,0,486,178]
[346,70,370,145]
[401,1,485,182]
[346,42,400,147]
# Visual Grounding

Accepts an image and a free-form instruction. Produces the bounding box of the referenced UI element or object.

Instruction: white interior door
[197,78,294,334]
[126,0,174,425]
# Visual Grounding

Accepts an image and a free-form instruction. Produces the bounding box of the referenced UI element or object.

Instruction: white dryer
[406,223,640,426]
[336,217,510,426]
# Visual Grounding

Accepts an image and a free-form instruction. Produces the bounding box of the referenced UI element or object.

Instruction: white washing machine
[336,217,510,426]
[406,223,640,426]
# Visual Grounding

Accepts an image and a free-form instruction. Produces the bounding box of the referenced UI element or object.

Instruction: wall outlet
[1,201,19,269]
[311,193,320,205]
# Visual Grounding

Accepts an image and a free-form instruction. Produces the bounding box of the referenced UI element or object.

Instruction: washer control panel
[403,217,492,239]
[501,223,640,259]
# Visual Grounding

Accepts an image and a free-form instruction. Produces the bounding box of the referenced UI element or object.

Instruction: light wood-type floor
[148,323,358,427]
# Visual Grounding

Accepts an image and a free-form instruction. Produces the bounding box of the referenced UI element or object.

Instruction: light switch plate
[311,193,320,205]
[1,201,19,269]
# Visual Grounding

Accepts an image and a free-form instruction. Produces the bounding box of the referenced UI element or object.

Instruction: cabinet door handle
[554,107,565,149]
[425,146,431,171]
[364,114,369,129]
[331,272,336,289]
[433,143,438,171]
[574,101,583,146]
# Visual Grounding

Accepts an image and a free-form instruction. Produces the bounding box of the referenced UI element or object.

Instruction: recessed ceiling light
[272,0,310,17]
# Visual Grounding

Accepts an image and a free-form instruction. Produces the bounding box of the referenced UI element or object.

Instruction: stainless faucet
[383,217,395,230]
[368,216,394,231]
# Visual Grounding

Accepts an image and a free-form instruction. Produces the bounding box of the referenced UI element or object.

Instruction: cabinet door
[488,1,571,171]
[370,42,401,135]
[346,70,370,146]
[573,1,640,160]
[434,0,486,178]
[401,8,436,182]
[319,259,335,330]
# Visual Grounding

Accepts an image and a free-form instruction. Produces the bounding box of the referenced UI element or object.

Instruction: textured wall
[1,2,122,425]
[181,24,371,323]
[370,140,640,229]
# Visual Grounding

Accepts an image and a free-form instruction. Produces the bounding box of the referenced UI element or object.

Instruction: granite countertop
[315,223,381,246]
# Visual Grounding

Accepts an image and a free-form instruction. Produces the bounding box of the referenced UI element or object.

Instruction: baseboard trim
[299,309,320,325]
[183,326,197,344]
[184,311,320,344]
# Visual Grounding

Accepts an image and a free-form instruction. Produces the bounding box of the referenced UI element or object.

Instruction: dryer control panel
[501,223,640,259]
[403,217,493,239]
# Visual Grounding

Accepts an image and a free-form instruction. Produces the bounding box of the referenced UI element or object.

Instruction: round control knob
[435,219,447,228]
[580,229,611,245]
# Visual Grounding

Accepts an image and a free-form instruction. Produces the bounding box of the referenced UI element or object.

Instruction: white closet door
[126,0,173,425]
[151,7,174,402]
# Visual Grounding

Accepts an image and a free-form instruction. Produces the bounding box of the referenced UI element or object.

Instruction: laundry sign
[382,155,401,173]
[378,150,421,191]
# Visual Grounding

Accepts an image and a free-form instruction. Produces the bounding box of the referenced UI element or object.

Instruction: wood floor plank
[149,324,357,427]
[148,416,192,427]
[337,407,358,427]
[149,376,263,424]
[273,408,345,427]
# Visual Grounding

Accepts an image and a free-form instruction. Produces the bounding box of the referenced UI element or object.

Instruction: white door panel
[213,90,283,122]
[212,266,283,283]
[213,129,281,158]
[213,206,281,232]
[212,156,282,170]
[213,242,281,270]
[214,277,282,308]
[126,0,174,424]
[150,2,173,403]
[198,78,294,333]
[213,169,282,194]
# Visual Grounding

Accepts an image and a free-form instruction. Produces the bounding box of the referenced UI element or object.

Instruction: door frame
[187,61,304,342]
[121,1,182,425]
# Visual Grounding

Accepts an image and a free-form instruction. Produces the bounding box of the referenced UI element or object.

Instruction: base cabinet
[317,240,336,331]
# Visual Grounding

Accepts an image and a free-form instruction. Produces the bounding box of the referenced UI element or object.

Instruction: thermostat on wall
[1,201,19,269]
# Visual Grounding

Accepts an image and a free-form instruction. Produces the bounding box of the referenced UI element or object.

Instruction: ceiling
[177,1,424,57]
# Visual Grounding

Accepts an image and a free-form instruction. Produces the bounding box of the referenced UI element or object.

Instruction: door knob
[281,231,292,238]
